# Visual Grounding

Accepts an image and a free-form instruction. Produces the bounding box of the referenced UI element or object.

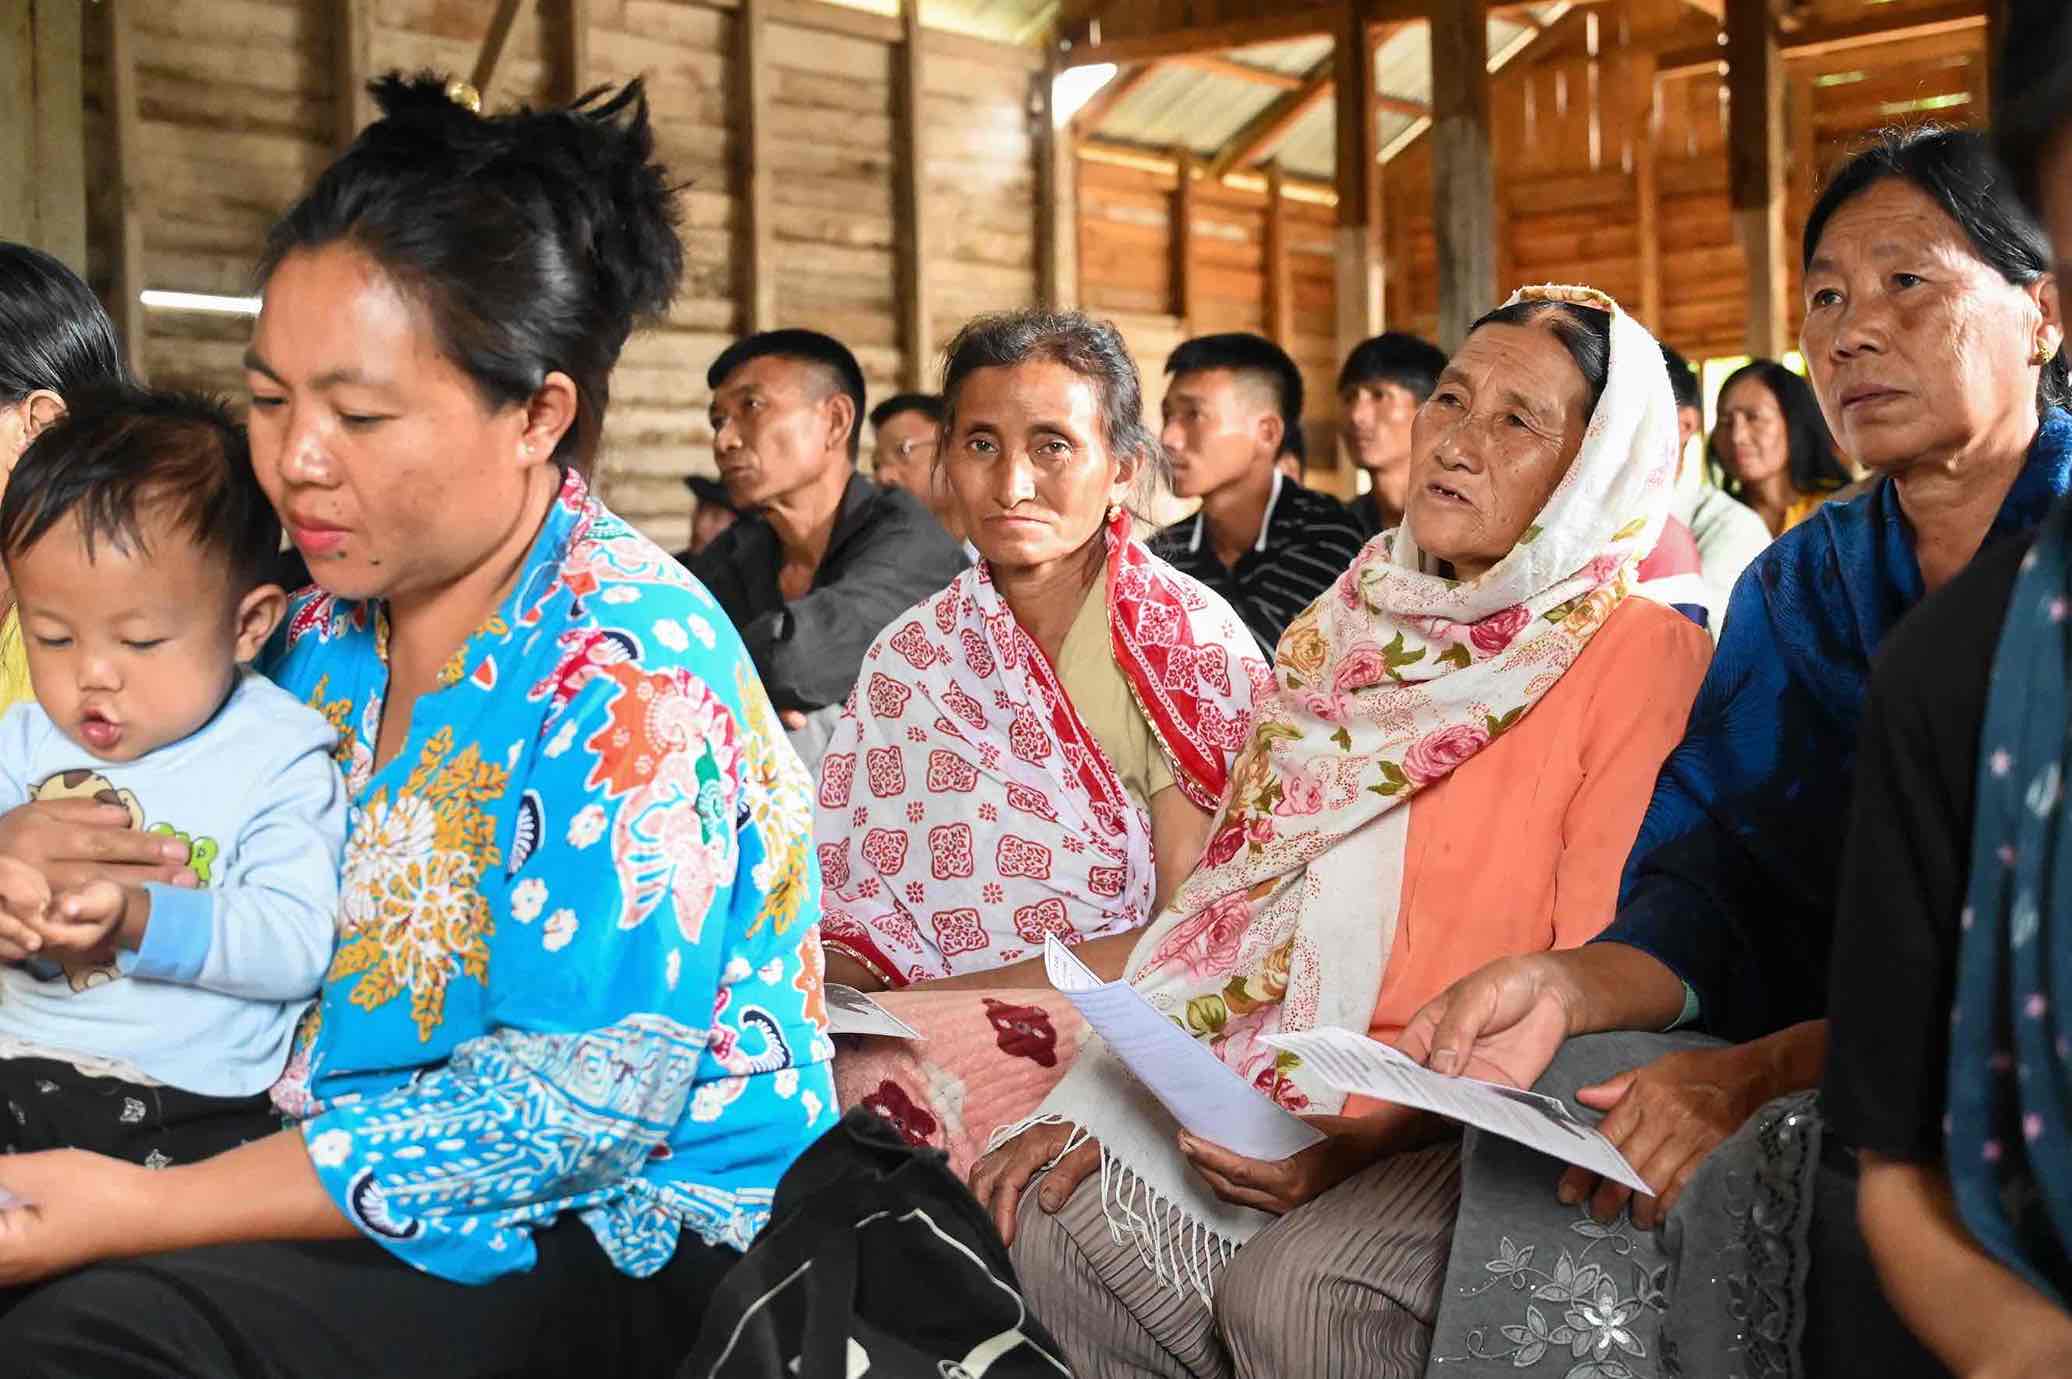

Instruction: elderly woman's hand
[968,1120,1097,1247]
[1560,1041,1779,1229]
[1178,1110,1421,1216]
[0,800,196,895]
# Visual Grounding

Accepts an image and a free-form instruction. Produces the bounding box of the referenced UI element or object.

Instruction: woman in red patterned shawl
[818,310,1270,996]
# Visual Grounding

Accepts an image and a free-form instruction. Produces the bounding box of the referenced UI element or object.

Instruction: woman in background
[0,244,128,709]
[1710,357,1852,535]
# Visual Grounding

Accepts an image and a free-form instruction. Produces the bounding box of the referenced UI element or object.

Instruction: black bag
[679,1108,1073,1379]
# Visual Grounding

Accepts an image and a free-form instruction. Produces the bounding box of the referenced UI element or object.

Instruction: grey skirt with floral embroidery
[1422,1031,1939,1379]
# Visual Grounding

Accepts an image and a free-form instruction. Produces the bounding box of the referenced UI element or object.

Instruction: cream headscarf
[1000,285,1683,1296]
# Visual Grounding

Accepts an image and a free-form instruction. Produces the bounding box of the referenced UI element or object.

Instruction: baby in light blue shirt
[0,386,344,1168]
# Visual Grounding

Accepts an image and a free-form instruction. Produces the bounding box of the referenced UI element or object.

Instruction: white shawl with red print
[815,514,1269,987]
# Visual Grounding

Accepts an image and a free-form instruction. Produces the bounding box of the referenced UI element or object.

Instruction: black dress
[1823,532,2034,1159]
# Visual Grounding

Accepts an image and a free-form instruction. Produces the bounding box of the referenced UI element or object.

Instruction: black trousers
[0,1216,739,1378]
[0,1056,282,1168]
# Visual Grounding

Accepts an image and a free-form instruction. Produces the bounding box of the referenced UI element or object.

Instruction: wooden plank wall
[1078,11,1987,431]
[77,0,1043,554]
[1078,157,1349,497]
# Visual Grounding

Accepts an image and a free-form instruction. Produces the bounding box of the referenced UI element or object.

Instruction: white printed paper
[824,984,923,1040]
[1262,1026,1652,1193]
[1043,936,1324,1162]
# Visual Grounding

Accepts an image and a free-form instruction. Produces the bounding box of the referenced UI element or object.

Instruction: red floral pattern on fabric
[810,521,1265,984]
[984,997,1061,1068]
[996,835,1053,880]
[864,746,905,799]
[860,1079,939,1146]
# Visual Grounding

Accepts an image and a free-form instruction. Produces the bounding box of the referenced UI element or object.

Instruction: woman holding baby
[0,76,832,1377]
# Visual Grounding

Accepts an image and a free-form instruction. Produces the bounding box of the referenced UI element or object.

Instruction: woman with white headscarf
[968,287,1710,1378]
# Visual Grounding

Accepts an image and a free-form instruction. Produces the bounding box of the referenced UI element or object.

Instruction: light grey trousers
[1010,1142,1463,1379]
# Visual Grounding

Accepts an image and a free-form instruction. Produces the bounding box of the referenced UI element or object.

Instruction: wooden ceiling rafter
[1067,60,1162,135]
[1057,1,1592,68]
[1167,53,1309,90]
[1203,55,1338,179]
[1656,0,1987,79]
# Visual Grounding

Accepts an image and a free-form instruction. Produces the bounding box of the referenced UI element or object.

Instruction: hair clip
[445,79,482,114]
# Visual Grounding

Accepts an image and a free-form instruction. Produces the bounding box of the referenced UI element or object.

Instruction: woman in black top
[1823,6,2072,1374]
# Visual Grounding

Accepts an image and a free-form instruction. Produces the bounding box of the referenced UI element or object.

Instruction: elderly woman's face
[1405,322,1591,582]
[943,360,1134,575]
[1801,177,2060,473]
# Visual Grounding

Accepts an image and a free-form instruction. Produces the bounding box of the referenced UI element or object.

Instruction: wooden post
[736,0,776,334]
[1631,54,1663,333]
[469,0,524,97]
[1333,5,1381,368]
[549,0,591,103]
[334,0,373,153]
[1263,162,1293,347]
[0,2,86,275]
[1171,146,1197,331]
[103,0,146,380]
[1430,0,1496,353]
[1036,56,1079,311]
[895,0,931,389]
[1727,0,1788,359]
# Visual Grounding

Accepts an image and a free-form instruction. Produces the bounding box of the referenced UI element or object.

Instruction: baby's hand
[0,856,53,963]
[28,882,126,961]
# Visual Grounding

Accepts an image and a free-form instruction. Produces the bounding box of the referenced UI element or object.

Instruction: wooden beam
[1629,54,1663,332]
[1659,1,1987,75]
[1037,56,1080,310]
[0,2,87,275]
[1678,0,1725,17]
[1060,0,1599,66]
[1077,138,1338,201]
[469,0,524,96]
[1172,146,1198,330]
[1205,57,1334,179]
[1167,53,1306,90]
[103,0,145,380]
[1334,6,1382,361]
[895,0,930,389]
[1727,0,1789,359]
[548,0,591,102]
[1068,61,1158,136]
[1779,1,1984,61]
[764,0,1045,70]
[736,0,776,333]
[1264,162,1293,348]
[333,0,373,152]
[1431,0,1496,351]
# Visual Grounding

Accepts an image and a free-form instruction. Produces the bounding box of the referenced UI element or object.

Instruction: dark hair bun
[262,72,685,474]
[362,72,682,329]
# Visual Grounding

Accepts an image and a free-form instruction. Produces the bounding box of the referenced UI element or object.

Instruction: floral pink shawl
[816,514,1268,986]
[1013,287,1685,1283]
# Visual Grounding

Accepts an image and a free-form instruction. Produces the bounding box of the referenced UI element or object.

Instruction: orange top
[1345,597,1712,1113]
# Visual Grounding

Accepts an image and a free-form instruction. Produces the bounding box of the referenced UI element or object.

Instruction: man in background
[1662,343,1770,635]
[675,473,739,561]
[1150,332,1367,655]
[868,392,970,555]
[1338,331,1449,538]
[691,329,965,763]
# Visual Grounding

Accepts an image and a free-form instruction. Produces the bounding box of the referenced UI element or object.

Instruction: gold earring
[2037,339,2059,366]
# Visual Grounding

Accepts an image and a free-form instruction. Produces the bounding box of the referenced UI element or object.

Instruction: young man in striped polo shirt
[1150,333,1369,657]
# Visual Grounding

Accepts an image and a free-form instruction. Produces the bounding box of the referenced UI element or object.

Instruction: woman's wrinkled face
[1801,177,2061,473]
[943,360,1134,575]
[1713,377,1790,487]
[1405,321,1592,582]
[244,244,558,605]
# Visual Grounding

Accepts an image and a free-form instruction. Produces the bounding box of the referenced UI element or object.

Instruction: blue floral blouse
[263,470,833,1285]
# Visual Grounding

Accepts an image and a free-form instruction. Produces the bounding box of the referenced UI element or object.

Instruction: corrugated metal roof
[1090,2,1575,180]
[818,0,1060,44]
